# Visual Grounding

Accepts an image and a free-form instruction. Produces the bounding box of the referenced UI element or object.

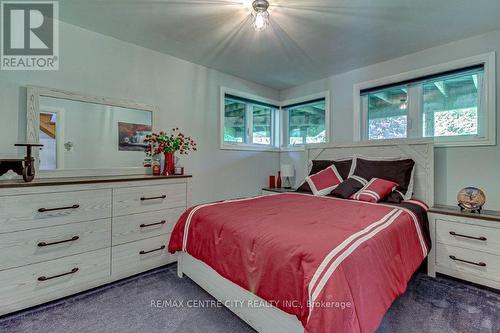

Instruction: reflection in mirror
[39,111,58,170]
[38,96,153,171]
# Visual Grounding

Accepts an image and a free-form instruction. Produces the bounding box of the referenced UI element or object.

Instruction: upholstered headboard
[304,140,434,206]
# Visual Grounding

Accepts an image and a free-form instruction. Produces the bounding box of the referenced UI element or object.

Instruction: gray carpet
[1,264,499,333]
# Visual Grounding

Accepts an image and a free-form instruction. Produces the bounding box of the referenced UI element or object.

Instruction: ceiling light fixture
[252,0,270,32]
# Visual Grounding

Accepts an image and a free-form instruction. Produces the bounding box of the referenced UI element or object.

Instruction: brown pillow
[350,158,415,202]
[329,177,365,199]
[297,159,352,193]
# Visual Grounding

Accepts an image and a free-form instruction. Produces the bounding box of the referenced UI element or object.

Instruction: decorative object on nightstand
[428,205,500,290]
[457,187,486,213]
[0,144,43,182]
[144,128,197,176]
[280,164,294,189]
[262,187,296,195]
[276,171,282,188]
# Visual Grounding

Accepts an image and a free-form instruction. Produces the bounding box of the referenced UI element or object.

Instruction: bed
[169,141,434,333]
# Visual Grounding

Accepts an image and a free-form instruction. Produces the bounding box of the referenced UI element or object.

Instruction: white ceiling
[60,0,500,90]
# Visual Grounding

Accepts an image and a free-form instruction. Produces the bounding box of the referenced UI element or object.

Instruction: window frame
[353,52,496,147]
[220,87,280,152]
[281,91,331,151]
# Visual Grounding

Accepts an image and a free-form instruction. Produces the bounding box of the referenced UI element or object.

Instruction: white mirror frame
[27,85,159,178]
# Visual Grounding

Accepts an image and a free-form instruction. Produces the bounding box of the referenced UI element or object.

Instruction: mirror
[27,87,156,176]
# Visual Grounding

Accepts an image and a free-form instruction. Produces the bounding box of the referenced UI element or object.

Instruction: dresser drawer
[112,235,175,277]
[0,219,111,271]
[0,189,112,233]
[436,243,500,283]
[113,183,186,217]
[0,248,110,315]
[112,208,184,246]
[436,219,500,255]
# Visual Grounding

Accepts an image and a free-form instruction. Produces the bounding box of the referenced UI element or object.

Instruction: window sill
[364,136,495,148]
[280,146,305,152]
[220,144,280,152]
[432,137,496,148]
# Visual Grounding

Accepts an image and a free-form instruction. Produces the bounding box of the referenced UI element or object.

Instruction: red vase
[269,175,276,188]
[163,152,175,176]
[276,171,282,188]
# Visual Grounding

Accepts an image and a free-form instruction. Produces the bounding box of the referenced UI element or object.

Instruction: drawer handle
[449,231,487,241]
[38,204,80,213]
[139,245,166,255]
[38,236,80,247]
[449,255,486,267]
[140,195,166,201]
[38,267,79,281]
[140,220,166,228]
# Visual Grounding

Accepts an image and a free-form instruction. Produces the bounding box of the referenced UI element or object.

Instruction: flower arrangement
[144,128,197,156]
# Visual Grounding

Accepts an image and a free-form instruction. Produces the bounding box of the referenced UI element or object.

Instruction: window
[221,90,279,150]
[252,105,273,145]
[357,53,495,146]
[366,86,408,140]
[422,71,482,138]
[283,97,328,146]
[224,98,246,143]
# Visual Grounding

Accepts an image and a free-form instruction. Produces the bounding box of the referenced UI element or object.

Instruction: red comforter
[168,193,429,333]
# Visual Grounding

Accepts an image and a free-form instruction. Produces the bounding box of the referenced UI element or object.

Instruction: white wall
[280,29,500,210]
[0,21,280,204]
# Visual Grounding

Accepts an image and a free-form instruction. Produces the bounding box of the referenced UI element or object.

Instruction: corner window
[283,97,328,146]
[357,53,495,146]
[221,90,279,150]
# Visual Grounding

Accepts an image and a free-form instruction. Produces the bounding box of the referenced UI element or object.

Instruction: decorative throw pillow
[305,165,344,196]
[329,177,366,199]
[297,159,352,193]
[350,178,399,203]
[350,158,415,201]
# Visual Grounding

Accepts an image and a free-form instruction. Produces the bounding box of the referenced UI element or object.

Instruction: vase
[163,152,175,176]
[269,175,276,188]
[276,171,282,188]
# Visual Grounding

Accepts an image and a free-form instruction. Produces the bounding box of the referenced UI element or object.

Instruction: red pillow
[305,165,343,196]
[350,178,399,203]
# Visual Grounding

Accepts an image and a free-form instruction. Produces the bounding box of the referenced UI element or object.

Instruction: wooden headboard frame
[304,140,434,206]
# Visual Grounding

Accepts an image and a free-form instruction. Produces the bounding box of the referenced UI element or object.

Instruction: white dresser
[428,205,500,290]
[0,175,191,316]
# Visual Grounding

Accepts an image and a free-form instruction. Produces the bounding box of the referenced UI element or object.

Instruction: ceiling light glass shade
[252,10,269,31]
[251,0,270,32]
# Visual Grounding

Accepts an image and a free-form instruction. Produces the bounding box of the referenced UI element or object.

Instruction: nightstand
[428,205,500,290]
[262,187,296,195]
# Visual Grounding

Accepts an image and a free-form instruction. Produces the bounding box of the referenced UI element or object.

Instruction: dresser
[0,175,191,316]
[428,205,500,290]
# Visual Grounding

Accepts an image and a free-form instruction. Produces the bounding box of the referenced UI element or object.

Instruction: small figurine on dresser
[457,187,486,214]
[0,144,43,182]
